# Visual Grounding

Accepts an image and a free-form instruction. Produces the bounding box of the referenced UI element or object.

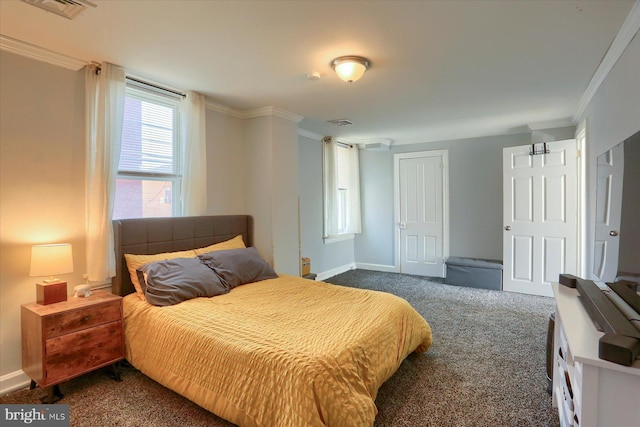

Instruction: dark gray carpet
[328,270,559,427]
[1,270,560,426]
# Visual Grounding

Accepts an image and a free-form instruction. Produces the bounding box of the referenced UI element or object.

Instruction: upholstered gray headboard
[112,215,253,296]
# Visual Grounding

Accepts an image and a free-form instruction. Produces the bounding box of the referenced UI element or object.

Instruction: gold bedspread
[123,275,432,427]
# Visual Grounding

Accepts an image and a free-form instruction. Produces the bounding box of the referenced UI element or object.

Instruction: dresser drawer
[42,301,121,339]
[44,320,123,384]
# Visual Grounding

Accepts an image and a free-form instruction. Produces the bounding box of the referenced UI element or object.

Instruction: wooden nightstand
[21,290,124,403]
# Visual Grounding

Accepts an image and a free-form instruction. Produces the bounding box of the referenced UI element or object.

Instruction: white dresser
[552,283,640,427]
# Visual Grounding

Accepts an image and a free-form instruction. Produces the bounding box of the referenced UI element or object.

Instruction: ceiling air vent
[362,138,392,151]
[327,119,353,127]
[20,0,97,20]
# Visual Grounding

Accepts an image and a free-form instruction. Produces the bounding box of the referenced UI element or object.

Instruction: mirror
[593,129,640,284]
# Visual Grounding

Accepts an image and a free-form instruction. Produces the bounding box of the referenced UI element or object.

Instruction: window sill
[324,234,355,244]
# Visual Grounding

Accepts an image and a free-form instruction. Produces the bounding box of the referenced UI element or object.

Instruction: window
[112,81,183,220]
[323,138,361,241]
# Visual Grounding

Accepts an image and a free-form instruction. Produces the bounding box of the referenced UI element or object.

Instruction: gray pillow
[138,257,230,306]
[198,247,278,289]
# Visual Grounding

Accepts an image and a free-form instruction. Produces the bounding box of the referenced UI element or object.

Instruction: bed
[112,215,432,427]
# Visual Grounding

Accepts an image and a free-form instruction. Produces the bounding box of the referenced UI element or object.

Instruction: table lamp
[29,243,73,305]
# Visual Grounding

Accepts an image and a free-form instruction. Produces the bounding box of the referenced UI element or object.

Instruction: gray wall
[355,127,576,268]
[298,135,355,276]
[578,32,640,279]
[356,150,395,267]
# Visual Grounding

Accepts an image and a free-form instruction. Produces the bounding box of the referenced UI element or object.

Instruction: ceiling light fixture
[331,56,370,83]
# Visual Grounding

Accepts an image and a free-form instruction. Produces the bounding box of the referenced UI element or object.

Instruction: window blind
[118,85,182,176]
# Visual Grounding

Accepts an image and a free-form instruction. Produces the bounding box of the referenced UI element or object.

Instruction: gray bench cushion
[445,257,503,290]
[446,257,503,270]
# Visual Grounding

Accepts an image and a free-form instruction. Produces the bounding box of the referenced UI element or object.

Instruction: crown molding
[242,106,304,123]
[271,106,304,123]
[206,102,304,123]
[353,138,392,151]
[0,34,87,70]
[242,106,276,120]
[573,0,640,122]
[298,128,323,141]
[204,99,245,119]
[526,119,575,131]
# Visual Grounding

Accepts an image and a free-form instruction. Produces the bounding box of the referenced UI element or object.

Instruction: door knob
[609,230,619,237]
[504,226,511,231]
[399,222,407,230]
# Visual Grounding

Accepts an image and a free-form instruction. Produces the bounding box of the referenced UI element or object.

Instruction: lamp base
[36,281,67,305]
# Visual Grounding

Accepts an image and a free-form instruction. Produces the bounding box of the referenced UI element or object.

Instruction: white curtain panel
[323,137,339,238]
[85,63,126,282]
[323,138,362,237]
[181,91,207,216]
[343,145,362,234]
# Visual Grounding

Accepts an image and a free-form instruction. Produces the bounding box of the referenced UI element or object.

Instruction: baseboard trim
[355,262,398,273]
[0,369,30,396]
[316,263,356,282]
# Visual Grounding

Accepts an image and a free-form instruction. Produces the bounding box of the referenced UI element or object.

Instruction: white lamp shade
[29,244,73,279]
[332,56,369,83]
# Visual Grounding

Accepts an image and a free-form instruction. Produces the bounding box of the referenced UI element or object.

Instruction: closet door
[395,150,449,277]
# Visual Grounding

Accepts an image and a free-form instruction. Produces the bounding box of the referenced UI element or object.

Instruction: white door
[593,144,624,282]
[503,140,577,297]
[395,150,448,277]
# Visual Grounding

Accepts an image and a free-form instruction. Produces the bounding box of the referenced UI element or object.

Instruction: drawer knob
[84,315,91,322]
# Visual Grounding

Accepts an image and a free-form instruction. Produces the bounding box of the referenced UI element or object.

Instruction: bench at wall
[445,257,503,291]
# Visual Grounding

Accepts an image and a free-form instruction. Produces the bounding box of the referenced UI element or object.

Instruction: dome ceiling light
[331,56,370,83]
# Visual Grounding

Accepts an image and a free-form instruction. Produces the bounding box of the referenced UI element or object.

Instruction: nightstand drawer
[44,320,123,384]
[42,301,121,339]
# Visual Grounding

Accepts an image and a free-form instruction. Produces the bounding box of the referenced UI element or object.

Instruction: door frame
[575,120,587,279]
[393,150,450,275]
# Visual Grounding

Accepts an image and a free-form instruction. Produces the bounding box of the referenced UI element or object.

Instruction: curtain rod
[323,136,353,148]
[91,63,186,98]
[126,76,186,98]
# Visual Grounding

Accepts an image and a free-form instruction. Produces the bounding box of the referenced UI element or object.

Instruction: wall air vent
[327,119,353,126]
[20,0,97,20]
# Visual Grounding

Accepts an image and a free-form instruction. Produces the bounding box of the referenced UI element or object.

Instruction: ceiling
[0,0,635,145]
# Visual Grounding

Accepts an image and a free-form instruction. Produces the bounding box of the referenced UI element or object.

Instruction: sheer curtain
[323,137,339,238]
[342,144,362,234]
[181,90,207,216]
[85,63,126,282]
[323,137,362,238]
